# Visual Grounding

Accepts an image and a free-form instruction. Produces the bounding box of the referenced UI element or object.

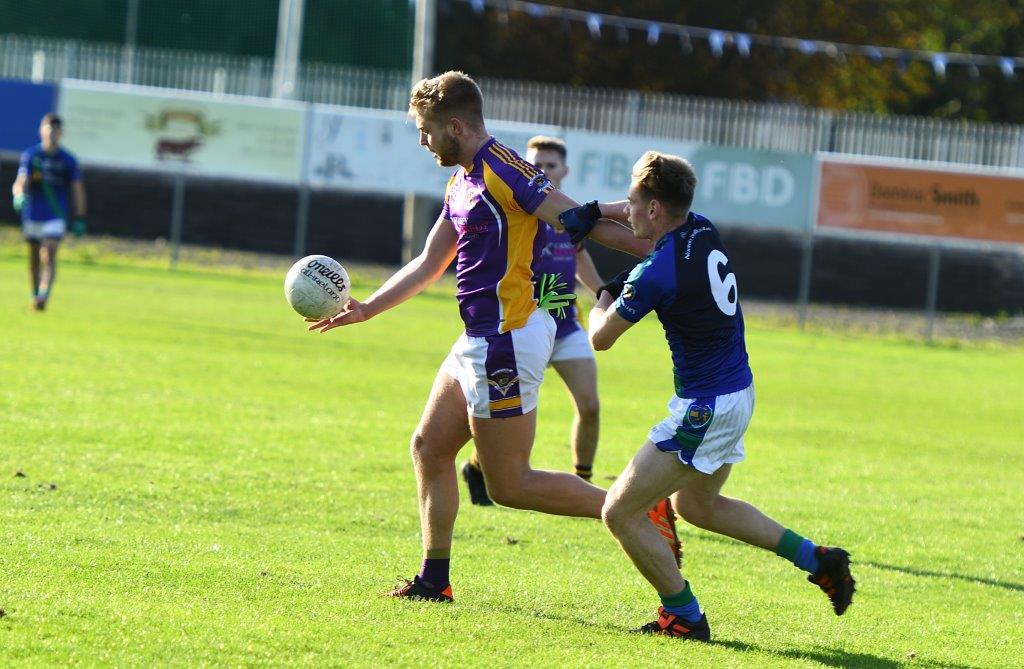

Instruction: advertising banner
[305,105,560,197]
[58,80,305,182]
[0,79,58,152]
[561,131,814,230]
[817,156,1024,245]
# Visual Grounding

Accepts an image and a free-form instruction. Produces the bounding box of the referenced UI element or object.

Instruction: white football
[284,255,351,319]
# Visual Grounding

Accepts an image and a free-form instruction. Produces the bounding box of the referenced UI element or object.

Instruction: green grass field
[1,245,1022,668]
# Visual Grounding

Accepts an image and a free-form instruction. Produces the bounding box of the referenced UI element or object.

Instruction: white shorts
[441,308,556,419]
[648,384,755,474]
[549,327,595,363]
[22,218,65,240]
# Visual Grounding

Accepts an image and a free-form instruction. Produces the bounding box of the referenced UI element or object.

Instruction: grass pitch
[1,243,1022,668]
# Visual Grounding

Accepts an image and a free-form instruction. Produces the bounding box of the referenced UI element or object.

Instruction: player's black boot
[808,546,856,615]
[383,576,453,602]
[461,461,493,506]
[632,607,711,641]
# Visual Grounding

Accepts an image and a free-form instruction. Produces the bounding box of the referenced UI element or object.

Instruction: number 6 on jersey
[707,249,738,316]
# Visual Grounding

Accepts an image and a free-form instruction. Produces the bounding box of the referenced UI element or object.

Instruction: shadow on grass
[692,533,1024,594]
[859,560,1024,594]
[712,640,977,669]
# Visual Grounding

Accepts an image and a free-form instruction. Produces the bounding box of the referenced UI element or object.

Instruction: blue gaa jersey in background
[18,144,80,222]
[614,212,753,398]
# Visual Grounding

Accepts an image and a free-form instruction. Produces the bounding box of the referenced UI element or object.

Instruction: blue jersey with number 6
[614,212,752,398]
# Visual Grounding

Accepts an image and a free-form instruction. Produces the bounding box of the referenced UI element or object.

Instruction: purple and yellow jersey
[535,224,581,339]
[440,137,554,337]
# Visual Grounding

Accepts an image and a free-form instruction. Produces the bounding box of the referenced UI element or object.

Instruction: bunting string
[459,0,1021,80]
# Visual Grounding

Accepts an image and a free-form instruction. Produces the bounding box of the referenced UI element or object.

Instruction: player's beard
[430,132,461,167]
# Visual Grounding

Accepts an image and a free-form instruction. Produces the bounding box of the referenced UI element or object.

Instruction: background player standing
[462,135,605,504]
[11,113,87,311]
[574,151,855,639]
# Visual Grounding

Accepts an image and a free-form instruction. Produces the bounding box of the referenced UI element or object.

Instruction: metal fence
[4,33,1024,167]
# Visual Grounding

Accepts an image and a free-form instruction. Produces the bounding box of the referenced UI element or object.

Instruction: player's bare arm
[536,190,651,258]
[588,290,634,350]
[308,218,457,332]
[574,248,604,295]
[598,200,630,224]
[72,180,87,217]
[12,173,28,197]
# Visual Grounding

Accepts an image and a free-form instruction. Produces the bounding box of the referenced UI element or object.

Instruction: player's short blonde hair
[631,151,697,217]
[409,71,484,127]
[526,135,567,161]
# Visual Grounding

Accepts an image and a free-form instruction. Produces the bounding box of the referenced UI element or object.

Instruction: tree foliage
[435,0,1024,123]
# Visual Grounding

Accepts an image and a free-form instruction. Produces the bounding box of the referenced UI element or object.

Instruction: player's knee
[409,431,446,468]
[601,496,631,535]
[576,395,599,422]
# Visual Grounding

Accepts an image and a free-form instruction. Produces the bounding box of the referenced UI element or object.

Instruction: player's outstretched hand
[306,298,368,332]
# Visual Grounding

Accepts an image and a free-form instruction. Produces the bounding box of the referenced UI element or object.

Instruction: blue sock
[795,539,820,574]
[417,558,450,589]
[660,582,703,623]
[776,529,821,574]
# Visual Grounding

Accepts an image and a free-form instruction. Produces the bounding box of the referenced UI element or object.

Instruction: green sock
[660,581,702,623]
[775,528,804,562]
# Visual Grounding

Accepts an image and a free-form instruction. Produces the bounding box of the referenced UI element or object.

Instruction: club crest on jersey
[685,403,714,429]
[488,368,519,396]
[528,173,553,192]
[622,283,636,301]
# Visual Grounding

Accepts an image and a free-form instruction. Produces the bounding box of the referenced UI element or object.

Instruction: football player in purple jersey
[306,72,680,603]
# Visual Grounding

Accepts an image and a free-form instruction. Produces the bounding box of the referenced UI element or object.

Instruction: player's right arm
[11,151,30,210]
[308,217,457,332]
[535,190,651,258]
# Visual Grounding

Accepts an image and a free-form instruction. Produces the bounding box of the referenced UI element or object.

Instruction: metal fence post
[293,103,314,258]
[169,171,185,269]
[924,243,942,342]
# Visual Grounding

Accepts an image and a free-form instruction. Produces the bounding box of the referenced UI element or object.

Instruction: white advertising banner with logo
[58,80,305,182]
[559,131,814,230]
[305,105,561,196]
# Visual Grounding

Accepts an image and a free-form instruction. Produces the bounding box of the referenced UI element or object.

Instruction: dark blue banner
[0,79,58,152]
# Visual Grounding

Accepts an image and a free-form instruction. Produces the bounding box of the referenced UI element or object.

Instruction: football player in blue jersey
[11,114,87,311]
[562,151,855,640]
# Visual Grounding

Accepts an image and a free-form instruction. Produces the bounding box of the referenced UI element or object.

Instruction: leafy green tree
[435,0,1024,122]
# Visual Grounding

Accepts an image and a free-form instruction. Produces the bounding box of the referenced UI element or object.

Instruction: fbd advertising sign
[561,131,814,230]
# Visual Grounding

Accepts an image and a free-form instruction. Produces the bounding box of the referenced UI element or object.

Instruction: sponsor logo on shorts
[487,368,519,396]
[686,403,714,429]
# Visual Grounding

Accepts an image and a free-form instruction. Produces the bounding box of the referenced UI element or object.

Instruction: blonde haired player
[307,72,681,602]
[461,135,605,503]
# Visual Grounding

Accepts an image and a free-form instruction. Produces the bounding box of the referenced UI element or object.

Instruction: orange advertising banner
[816,157,1024,245]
